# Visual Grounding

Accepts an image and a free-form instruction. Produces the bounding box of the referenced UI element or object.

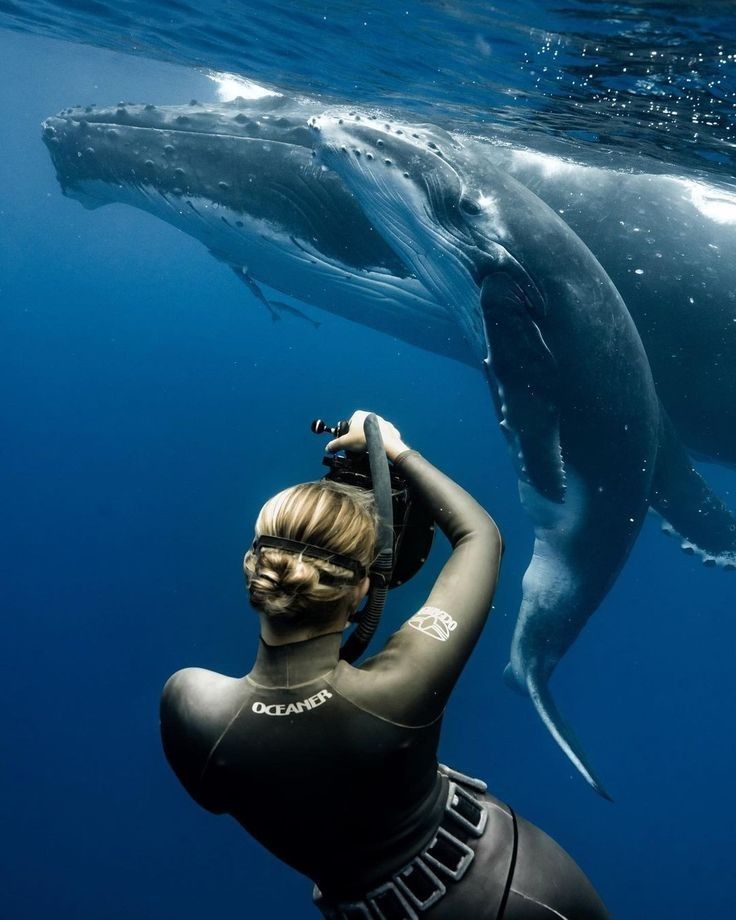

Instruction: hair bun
[243,479,377,625]
[248,551,320,619]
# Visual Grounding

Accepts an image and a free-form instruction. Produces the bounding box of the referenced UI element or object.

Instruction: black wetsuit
[161,451,610,918]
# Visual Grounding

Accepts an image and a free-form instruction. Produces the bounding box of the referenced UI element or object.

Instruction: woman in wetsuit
[161,410,610,919]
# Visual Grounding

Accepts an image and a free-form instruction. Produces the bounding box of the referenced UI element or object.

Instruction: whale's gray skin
[483,148,736,467]
[42,97,470,364]
[43,97,736,793]
[309,112,736,795]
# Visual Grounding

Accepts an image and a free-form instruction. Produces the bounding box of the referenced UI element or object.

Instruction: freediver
[161,410,610,918]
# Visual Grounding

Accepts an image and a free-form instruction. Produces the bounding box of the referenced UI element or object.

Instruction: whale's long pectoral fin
[480,271,565,502]
[651,408,736,568]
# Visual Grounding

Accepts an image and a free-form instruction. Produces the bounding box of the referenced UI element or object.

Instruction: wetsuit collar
[249,631,343,688]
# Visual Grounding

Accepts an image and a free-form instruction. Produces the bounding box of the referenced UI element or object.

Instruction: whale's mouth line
[44,119,310,150]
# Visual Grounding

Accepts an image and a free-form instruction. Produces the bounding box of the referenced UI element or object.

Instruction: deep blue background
[1,27,735,920]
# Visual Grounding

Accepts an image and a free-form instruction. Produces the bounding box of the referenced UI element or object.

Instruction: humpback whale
[41,97,470,365]
[42,96,736,794]
[484,147,736,467]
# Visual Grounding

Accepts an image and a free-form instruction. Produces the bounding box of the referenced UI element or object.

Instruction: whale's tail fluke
[526,668,613,801]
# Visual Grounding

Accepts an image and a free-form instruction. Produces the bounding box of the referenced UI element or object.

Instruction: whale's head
[310,112,496,351]
[41,97,473,362]
[43,97,322,217]
[41,97,418,279]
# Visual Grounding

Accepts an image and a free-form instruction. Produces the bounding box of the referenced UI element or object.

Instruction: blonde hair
[244,480,377,624]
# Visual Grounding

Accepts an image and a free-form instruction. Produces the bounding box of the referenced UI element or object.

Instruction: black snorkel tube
[341,414,394,663]
[311,414,394,663]
[312,412,435,661]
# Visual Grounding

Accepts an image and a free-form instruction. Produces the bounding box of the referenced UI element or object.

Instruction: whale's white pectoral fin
[651,407,736,570]
[480,271,566,503]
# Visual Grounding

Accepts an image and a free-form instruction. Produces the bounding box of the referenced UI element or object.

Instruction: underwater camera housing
[311,418,435,588]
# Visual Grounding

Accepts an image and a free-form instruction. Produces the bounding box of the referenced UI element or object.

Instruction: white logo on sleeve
[408,607,458,642]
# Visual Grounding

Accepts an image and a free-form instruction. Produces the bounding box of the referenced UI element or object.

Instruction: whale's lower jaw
[59,182,109,210]
[51,170,473,366]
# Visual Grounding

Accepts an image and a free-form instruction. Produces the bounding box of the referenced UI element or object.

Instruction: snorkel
[346,414,394,662]
[312,413,434,663]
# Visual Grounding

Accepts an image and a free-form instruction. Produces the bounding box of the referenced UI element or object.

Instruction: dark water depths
[1,3,736,919]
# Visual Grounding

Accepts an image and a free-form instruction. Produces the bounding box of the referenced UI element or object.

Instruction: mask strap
[252,534,367,584]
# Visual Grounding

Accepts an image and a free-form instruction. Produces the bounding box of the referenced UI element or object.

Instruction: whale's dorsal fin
[480,271,565,503]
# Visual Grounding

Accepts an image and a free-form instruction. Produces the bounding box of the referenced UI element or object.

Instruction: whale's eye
[460,197,481,215]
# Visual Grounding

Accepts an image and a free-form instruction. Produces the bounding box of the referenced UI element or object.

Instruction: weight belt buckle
[366,880,419,920]
[446,780,487,837]
[394,856,446,911]
[422,825,475,882]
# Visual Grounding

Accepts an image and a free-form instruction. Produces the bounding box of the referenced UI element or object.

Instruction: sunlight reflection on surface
[207,71,280,101]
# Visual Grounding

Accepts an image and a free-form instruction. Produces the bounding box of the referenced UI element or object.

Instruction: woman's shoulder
[162,665,236,700]
[161,668,244,747]
[160,668,245,811]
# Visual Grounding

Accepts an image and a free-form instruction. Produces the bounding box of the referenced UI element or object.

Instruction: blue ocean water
[1,4,735,918]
